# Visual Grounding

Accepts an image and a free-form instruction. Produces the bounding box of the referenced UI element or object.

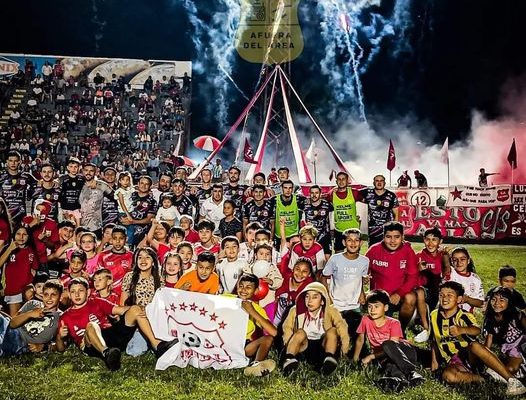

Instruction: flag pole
[512,137,515,187]
[389,171,392,187]
[447,154,449,188]
[314,157,317,184]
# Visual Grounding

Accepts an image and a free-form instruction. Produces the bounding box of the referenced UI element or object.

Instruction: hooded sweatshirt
[282,282,350,354]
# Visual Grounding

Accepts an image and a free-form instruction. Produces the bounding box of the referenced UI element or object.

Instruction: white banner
[146,288,249,370]
[446,185,512,207]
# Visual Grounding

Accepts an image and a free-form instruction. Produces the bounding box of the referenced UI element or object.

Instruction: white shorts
[4,293,23,304]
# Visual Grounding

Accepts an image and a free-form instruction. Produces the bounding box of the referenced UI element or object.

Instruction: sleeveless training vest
[332,188,359,232]
[275,194,300,238]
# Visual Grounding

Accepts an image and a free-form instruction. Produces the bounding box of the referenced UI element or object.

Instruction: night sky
[2,0,526,145]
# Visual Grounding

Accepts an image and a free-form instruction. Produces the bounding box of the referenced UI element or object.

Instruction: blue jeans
[0,314,27,356]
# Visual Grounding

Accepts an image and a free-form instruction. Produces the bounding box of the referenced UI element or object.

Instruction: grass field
[1,244,525,400]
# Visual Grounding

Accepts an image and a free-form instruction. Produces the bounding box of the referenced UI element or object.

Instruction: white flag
[305,138,316,163]
[440,137,449,164]
[146,288,249,370]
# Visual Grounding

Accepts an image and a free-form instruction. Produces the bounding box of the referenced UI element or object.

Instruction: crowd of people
[0,58,190,177]
[0,150,525,396]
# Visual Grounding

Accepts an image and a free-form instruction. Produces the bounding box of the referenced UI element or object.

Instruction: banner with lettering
[446,185,512,207]
[399,205,513,240]
[510,185,526,238]
[146,288,249,370]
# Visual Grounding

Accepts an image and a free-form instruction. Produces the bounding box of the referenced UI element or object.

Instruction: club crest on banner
[146,288,249,370]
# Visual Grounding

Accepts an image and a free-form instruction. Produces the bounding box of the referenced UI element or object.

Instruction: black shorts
[83,315,136,358]
[302,338,325,367]
[333,231,345,252]
[318,235,333,255]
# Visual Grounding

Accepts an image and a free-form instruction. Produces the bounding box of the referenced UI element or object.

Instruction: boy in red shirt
[365,221,418,332]
[56,278,177,371]
[414,227,447,343]
[96,225,133,294]
[192,219,220,260]
[353,289,424,392]
[91,268,119,304]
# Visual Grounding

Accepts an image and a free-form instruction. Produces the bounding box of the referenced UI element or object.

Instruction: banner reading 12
[235,0,304,64]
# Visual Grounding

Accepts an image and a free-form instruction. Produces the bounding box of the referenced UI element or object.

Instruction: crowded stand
[0,59,525,396]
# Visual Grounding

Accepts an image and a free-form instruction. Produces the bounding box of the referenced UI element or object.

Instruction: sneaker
[486,367,507,383]
[244,359,276,377]
[506,378,526,396]
[375,376,408,393]
[408,371,425,387]
[103,347,121,371]
[321,356,338,376]
[154,338,179,358]
[282,358,299,376]
[413,330,430,343]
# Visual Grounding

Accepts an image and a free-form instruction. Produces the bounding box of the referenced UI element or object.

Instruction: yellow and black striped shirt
[430,308,478,362]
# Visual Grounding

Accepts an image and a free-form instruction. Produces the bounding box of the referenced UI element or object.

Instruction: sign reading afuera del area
[235,0,304,64]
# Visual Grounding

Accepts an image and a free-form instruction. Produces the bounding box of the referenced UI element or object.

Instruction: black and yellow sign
[235,0,304,64]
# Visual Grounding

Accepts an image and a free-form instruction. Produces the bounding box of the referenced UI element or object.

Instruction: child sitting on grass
[175,251,219,294]
[56,277,177,371]
[353,289,424,393]
[430,281,525,396]
[486,265,526,310]
[281,282,349,376]
[233,273,277,377]
[483,286,526,380]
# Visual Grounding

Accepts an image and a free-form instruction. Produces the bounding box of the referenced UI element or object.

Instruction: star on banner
[209,313,218,322]
[199,307,207,316]
[179,302,187,311]
[170,303,177,312]
[218,321,227,330]
[450,187,463,200]
[189,303,198,311]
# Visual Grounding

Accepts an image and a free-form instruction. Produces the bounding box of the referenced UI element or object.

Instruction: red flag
[387,139,396,171]
[243,138,257,164]
[507,138,517,169]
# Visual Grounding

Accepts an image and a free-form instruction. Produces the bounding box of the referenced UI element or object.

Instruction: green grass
[1,244,525,400]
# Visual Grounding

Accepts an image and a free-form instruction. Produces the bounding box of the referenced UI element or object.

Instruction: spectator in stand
[93,72,105,89]
[414,170,428,188]
[212,158,223,183]
[478,168,499,187]
[41,61,53,82]
[397,171,411,188]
